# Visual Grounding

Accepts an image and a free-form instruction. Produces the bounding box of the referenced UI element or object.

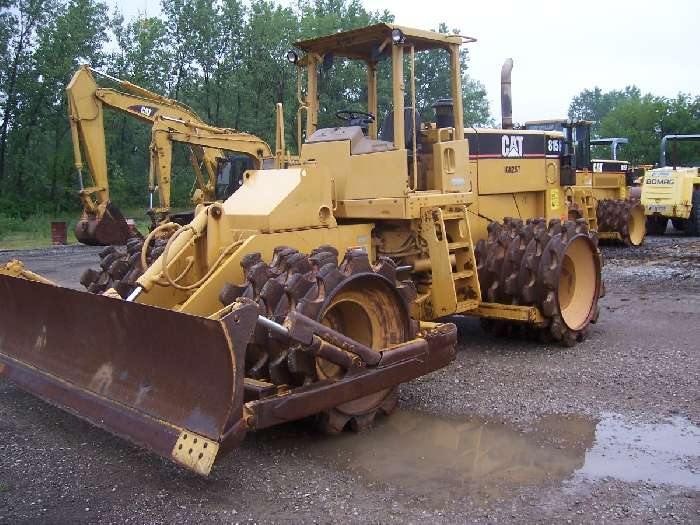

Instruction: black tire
[645,215,667,236]
[671,218,687,232]
[686,188,700,236]
[81,233,169,297]
[595,198,645,246]
[475,217,602,347]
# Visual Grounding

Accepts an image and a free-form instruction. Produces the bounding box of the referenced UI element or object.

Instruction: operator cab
[525,119,633,185]
[525,119,593,185]
[289,24,474,200]
[525,119,591,171]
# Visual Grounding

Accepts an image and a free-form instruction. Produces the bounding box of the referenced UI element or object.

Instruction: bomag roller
[0,24,602,476]
[642,134,700,235]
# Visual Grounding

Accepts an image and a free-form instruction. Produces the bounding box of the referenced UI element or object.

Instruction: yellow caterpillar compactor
[67,66,279,245]
[0,25,602,475]
[642,134,700,235]
[522,121,644,246]
[498,51,644,249]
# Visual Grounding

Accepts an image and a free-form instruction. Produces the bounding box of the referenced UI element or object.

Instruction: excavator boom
[67,65,276,245]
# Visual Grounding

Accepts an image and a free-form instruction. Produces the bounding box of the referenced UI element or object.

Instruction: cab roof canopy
[525,119,595,126]
[294,23,469,60]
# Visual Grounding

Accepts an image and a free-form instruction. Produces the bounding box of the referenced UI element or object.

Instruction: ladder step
[452,270,474,280]
[447,241,471,251]
[455,299,479,312]
[442,212,465,220]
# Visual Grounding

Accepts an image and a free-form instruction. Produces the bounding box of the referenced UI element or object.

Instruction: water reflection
[311,410,700,502]
[314,411,594,502]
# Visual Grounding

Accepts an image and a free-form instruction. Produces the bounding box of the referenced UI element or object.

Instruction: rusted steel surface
[50,221,67,245]
[74,202,130,246]
[0,357,182,459]
[0,245,460,474]
[0,275,257,465]
[219,245,427,433]
[245,322,457,430]
[285,310,381,365]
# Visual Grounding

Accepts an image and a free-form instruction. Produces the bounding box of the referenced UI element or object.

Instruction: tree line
[569,86,700,165]
[0,0,698,219]
[0,0,490,216]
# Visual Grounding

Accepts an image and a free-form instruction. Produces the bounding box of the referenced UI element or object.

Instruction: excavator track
[219,245,418,433]
[475,217,603,346]
[596,198,646,246]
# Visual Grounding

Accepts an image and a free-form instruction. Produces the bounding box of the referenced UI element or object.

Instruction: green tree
[106,13,173,206]
[414,23,489,127]
[0,0,108,215]
[568,86,640,133]
[597,94,667,164]
[0,0,496,216]
[597,93,700,165]
[0,0,53,185]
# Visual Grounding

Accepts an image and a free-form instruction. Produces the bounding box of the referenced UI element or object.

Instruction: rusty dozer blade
[0,274,258,475]
[74,201,130,246]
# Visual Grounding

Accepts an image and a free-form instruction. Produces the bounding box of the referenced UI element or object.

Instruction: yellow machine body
[67,66,283,243]
[642,166,700,219]
[461,127,568,242]
[0,24,602,476]
[640,134,700,235]
[523,118,645,246]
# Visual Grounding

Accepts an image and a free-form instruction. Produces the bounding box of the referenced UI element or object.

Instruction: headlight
[286,50,299,64]
[391,28,405,44]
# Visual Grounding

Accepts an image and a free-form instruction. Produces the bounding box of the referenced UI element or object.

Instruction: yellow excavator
[67,66,279,245]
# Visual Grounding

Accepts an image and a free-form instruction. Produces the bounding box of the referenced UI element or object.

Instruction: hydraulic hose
[160,224,243,291]
[140,221,179,271]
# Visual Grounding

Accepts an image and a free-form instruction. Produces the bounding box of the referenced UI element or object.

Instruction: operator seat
[379,107,422,150]
[306,126,394,155]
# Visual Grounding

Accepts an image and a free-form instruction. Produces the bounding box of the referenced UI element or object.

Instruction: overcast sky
[110,0,698,123]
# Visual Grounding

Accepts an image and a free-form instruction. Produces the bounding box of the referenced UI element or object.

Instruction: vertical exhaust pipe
[501,58,513,129]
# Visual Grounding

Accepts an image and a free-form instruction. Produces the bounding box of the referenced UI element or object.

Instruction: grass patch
[0,483,9,493]
[0,209,152,250]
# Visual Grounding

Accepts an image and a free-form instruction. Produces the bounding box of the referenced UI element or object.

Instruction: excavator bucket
[0,274,258,475]
[74,202,130,246]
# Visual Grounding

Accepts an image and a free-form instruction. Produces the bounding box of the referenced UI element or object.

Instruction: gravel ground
[0,235,699,524]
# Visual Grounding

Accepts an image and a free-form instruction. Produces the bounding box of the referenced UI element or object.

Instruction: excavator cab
[214,154,256,200]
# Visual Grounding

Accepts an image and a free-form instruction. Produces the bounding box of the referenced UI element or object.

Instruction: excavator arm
[67,65,208,245]
[66,65,278,244]
[148,116,274,220]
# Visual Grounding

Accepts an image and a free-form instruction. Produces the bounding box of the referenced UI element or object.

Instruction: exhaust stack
[501,58,513,129]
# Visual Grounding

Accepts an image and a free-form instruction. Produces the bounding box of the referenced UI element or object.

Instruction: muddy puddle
[306,410,700,503]
[578,414,700,489]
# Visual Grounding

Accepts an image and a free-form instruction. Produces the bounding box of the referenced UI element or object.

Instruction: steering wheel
[335,109,375,124]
